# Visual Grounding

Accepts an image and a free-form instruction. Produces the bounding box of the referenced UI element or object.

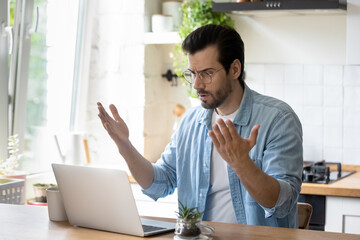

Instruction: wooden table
[1,204,359,240]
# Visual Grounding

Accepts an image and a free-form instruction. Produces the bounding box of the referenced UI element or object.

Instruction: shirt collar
[196,83,253,129]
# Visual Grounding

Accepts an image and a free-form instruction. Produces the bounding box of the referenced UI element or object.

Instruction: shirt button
[200,193,203,197]
[203,163,207,167]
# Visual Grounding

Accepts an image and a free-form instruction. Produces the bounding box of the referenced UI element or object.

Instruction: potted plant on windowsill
[0,134,27,204]
[0,134,25,177]
[33,183,57,203]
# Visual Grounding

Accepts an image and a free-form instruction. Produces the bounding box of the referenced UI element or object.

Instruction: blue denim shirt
[142,84,303,228]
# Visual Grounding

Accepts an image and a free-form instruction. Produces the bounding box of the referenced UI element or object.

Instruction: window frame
[9,0,35,154]
[0,0,87,170]
[0,0,9,158]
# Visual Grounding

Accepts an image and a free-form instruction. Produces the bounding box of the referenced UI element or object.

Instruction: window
[0,0,84,172]
[0,0,10,159]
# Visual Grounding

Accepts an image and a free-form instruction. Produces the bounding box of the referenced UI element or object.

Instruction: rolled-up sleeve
[262,179,296,218]
[260,111,303,218]
[142,133,178,201]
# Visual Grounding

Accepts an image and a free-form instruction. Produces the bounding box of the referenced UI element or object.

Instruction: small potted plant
[174,201,204,238]
[0,134,23,176]
[0,134,27,204]
[33,183,57,203]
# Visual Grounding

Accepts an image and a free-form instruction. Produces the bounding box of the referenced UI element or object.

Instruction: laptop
[51,163,175,237]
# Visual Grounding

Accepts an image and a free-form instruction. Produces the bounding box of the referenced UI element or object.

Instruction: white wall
[346,0,360,64]
[234,14,346,64]
[144,44,191,162]
[84,0,146,171]
[83,0,191,164]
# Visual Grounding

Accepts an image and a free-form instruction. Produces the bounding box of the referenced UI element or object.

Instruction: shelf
[144,32,181,45]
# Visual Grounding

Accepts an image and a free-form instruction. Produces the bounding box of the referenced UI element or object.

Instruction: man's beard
[198,80,232,109]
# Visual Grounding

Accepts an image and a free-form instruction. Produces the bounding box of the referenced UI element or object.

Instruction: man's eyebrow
[188,67,215,72]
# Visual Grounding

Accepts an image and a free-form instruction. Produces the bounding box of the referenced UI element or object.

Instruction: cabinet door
[343,215,360,234]
[325,196,360,234]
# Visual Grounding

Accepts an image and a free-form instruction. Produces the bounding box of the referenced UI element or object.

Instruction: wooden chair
[298,202,313,229]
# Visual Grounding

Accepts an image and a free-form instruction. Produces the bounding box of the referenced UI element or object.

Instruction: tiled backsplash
[245,64,360,165]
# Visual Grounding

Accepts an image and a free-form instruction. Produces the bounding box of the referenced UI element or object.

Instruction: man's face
[187,45,233,110]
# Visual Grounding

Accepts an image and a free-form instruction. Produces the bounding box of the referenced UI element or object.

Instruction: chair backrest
[297,202,313,229]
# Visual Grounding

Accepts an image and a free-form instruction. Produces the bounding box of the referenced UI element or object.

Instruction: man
[97,24,303,228]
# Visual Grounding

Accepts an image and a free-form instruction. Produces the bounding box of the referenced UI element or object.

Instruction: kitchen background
[83,0,360,172]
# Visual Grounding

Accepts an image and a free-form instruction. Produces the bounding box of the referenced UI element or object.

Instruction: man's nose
[192,74,204,89]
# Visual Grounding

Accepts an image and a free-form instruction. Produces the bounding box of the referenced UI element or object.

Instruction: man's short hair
[182,24,245,87]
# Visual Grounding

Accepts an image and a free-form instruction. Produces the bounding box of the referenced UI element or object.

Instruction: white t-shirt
[203,109,239,223]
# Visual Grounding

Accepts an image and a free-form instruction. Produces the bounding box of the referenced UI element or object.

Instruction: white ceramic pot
[151,14,173,32]
[162,1,182,30]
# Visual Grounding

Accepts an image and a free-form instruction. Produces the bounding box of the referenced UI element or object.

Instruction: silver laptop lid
[52,163,146,236]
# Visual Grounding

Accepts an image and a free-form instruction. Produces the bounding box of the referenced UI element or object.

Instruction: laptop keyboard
[142,224,166,232]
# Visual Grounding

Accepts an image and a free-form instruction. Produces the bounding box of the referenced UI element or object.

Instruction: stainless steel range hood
[212,0,347,14]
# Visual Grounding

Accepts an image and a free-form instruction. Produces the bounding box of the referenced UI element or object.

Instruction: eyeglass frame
[182,67,224,85]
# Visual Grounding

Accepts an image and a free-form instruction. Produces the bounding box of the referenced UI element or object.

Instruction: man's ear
[231,59,241,80]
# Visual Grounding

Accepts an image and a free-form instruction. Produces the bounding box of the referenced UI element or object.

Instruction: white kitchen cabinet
[325,196,360,234]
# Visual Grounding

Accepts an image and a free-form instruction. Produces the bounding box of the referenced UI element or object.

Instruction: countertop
[301,165,360,197]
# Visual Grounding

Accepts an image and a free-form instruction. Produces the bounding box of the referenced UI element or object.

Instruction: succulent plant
[175,201,205,237]
[175,201,204,221]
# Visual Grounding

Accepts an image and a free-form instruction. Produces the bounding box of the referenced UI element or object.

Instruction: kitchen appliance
[213,0,347,13]
[302,160,355,184]
[299,160,356,230]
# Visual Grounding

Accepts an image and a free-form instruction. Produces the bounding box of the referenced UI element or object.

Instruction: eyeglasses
[182,67,224,85]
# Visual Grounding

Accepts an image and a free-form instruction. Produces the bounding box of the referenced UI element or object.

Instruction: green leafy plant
[0,134,22,175]
[175,201,205,237]
[175,201,204,221]
[170,0,234,98]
